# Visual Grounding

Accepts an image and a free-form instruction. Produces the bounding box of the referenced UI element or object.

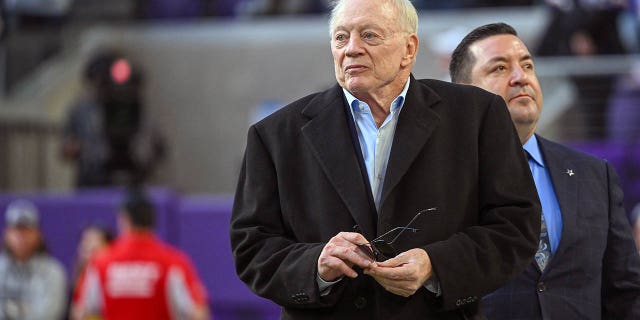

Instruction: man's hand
[364,248,433,297]
[317,232,373,282]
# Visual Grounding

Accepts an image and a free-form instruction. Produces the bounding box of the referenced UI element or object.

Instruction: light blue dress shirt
[318,78,421,294]
[337,78,439,295]
[343,78,411,210]
[523,135,563,253]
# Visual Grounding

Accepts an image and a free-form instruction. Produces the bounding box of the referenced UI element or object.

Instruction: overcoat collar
[301,83,376,238]
[380,77,441,208]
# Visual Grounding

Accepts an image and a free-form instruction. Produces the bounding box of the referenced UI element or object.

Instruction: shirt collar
[342,77,411,113]
[523,134,545,168]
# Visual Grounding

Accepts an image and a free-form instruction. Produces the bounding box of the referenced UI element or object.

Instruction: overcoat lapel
[380,78,441,208]
[301,85,376,239]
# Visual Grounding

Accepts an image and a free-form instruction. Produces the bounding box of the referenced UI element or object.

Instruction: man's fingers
[334,232,375,267]
[317,232,376,280]
[368,274,418,297]
[375,250,415,267]
[363,248,433,297]
[323,241,372,268]
[365,262,414,280]
[319,256,358,278]
[336,232,369,246]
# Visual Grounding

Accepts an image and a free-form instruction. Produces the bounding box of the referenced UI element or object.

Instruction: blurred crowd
[1,193,210,320]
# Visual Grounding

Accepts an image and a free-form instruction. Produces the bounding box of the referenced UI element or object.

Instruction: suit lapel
[537,136,578,268]
[380,78,441,208]
[301,85,377,239]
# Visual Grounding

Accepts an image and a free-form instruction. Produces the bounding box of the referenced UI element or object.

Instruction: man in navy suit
[230,1,542,319]
[450,22,640,319]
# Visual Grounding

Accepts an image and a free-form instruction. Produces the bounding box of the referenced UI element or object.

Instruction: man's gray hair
[328,0,418,35]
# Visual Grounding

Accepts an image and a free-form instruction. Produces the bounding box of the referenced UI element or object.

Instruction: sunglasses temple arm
[389,207,437,244]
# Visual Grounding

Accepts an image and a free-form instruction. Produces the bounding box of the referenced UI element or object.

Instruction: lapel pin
[566,169,574,176]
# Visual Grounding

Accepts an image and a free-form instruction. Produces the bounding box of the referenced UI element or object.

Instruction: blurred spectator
[72,225,114,284]
[536,0,628,139]
[69,224,113,320]
[618,0,640,52]
[0,199,67,319]
[74,191,210,320]
[62,50,166,188]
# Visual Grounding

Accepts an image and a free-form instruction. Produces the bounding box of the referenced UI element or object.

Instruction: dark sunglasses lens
[372,240,396,261]
[357,243,376,261]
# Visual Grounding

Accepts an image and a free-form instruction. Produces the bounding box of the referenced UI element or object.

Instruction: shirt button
[537,282,546,292]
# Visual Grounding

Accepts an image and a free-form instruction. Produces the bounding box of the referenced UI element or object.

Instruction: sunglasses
[356,207,437,262]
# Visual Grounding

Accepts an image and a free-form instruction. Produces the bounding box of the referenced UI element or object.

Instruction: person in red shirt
[73,192,210,320]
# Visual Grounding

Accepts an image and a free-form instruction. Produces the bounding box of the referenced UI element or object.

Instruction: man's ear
[401,33,419,67]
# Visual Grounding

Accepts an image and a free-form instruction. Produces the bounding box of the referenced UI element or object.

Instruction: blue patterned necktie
[535,210,552,271]
[525,149,552,272]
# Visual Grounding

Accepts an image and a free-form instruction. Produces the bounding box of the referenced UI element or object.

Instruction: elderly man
[0,199,67,319]
[450,22,640,319]
[230,1,541,318]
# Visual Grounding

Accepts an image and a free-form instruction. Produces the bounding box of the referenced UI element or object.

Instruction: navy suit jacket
[483,135,640,319]
[231,77,541,319]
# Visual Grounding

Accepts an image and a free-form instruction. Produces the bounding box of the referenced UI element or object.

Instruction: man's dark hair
[449,23,517,83]
[121,190,155,229]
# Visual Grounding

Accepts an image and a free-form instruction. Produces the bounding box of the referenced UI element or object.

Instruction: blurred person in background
[0,199,67,319]
[74,191,210,320]
[230,0,541,318]
[62,50,165,188]
[450,22,640,319]
[72,224,114,285]
[536,0,628,139]
[69,224,113,320]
